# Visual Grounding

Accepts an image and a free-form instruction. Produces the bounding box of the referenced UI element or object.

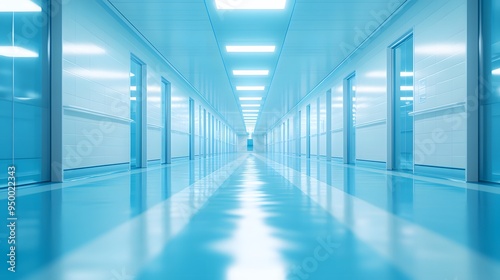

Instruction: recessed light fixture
[237,86,265,91]
[400,86,414,91]
[242,109,259,113]
[400,97,414,101]
[233,70,269,76]
[243,114,258,117]
[400,72,414,77]
[239,97,262,101]
[216,0,286,10]
[0,46,38,58]
[226,46,275,53]
[130,86,137,91]
[241,104,260,107]
[0,0,42,12]
[493,68,500,75]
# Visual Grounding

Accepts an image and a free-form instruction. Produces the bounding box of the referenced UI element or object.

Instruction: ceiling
[107,0,408,135]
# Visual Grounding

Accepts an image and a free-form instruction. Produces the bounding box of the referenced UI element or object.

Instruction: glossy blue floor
[1,153,500,280]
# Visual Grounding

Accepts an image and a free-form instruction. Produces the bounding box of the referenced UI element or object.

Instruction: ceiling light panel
[239,97,262,101]
[241,104,260,107]
[226,46,275,53]
[237,86,265,91]
[233,70,269,76]
[0,0,42,12]
[216,0,286,10]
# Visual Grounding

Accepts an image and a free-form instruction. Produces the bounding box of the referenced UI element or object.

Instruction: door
[344,74,356,164]
[130,57,144,169]
[393,35,414,172]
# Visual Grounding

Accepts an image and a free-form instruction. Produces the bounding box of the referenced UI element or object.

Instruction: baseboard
[414,165,465,181]
[64,163,130,181]
[356,160,387,170]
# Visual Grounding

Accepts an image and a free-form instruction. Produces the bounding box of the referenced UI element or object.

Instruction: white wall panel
[319,134,327,156]
[271,0,467,169]
[311,135,318,156]
[301,138,306,155]
[171,132,189,158]
[332,131,343,158]
[238,135,247,152]
[147,128,161,161]
[62,0,235,171]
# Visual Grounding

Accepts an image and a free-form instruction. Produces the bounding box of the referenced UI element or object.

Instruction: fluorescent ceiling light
[216,0,286,10]
[243,113,258,117]
[400,97,414,101]
[400,72,414,77]
[237,86,265,91]
[0,46,38,57]
[239,97,262,101]
[68,69,129,79]
[63,44,105,55]
[400,86,414,91]
[226,46,275,53]
[242,109,259,113]
[233,70,269,76]
[130,73,135,77]
[241,104,260,107]
[493,68,500,75]
[130,86,137,91]
[0,0,42,12]
[130,97,137,101]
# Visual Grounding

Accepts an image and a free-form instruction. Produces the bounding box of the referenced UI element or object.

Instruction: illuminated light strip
[239,97,262,101]
[216,0,286,10]
[233,70,269,76]
[400,86,414,91]
[0,0,41,12]
[400,72,414,77]
[226,46,275,53]
[237,86,265,91]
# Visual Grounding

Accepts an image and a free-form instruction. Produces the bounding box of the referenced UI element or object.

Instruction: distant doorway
[247,139,254,151]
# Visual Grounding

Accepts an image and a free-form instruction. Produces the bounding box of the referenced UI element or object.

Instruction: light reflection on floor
[0,153,499,280]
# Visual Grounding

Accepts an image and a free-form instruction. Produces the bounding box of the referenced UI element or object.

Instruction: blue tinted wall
[480,0,500,183]
[0,0,50,186]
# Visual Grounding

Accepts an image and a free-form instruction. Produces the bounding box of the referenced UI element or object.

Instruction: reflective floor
[1,153,500,280]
